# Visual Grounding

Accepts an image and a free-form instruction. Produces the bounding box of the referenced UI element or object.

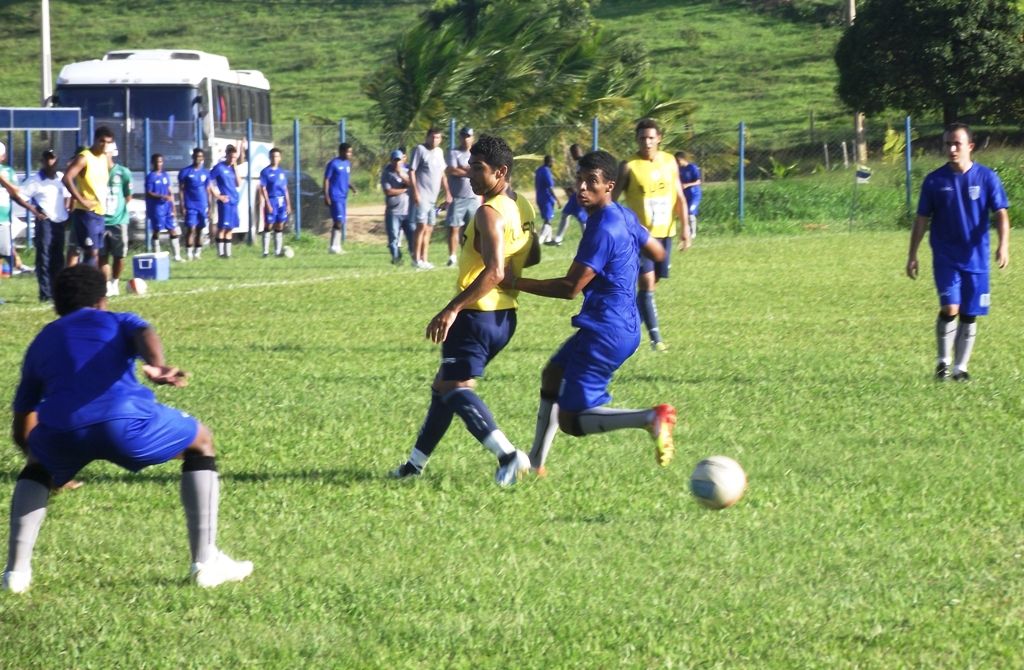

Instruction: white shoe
[106,280,120,297]
[421,260,434,270]
[328,245,341,254]
[495,450,531,487]
[446,255,457,267]
[173,256,183,262]
[2,569,31,594]
[190,550,253,588]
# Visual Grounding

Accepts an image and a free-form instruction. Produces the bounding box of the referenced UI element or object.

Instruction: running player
[390,135,532,485]
[907,122,1010,381]
[259,147,291,258]
[324,143,357,254]
[178,148,210,261]
[62,126,115,267]
[209,145,242,258]
[502,150,677,474]
[675,152,701,241]
[613,118,691,352]
[2,264,252,593]
[145,154,181,260]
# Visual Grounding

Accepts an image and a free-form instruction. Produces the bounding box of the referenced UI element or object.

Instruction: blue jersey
[917,163,1009,273]
[260,165,289,199]
[324,158,352,202]
[534,166,556,205]
[178,165,210,211]
[679,163,701,202]
[145,170,172,216]
[571,202,649,333]
[211,161,239,205]
[13,309,157,431]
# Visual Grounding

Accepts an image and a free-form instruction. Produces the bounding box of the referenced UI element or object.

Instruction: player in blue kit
[502,150,677,474]
[145,154,181,261]
[534,155,559,242]
[210,145,242,258]
[259,147,292,258]
[907,123,1010,381]
[2,265,252,593]
[675,152,701,241]
[323,143,357,254]
[178,148,211,261]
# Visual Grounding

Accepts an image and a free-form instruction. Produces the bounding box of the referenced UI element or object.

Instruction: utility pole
[848,0,867,162]
[41,0,53,106]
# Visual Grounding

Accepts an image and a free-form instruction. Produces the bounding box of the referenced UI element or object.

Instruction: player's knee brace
[182,453,217,472]
[18,462,53,488]
[959,315,977,324]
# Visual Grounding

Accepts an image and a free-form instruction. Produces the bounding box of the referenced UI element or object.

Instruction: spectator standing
[444,127,480,267]
[381,149,415,265]
[18,149,68,302]
[409,128,452,269]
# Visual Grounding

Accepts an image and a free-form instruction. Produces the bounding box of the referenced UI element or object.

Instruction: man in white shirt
[20,149,71,302]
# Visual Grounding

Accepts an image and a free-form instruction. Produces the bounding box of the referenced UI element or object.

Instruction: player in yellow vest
[391,135,532,486]
[612,118,691,351]
[62,126,115,267]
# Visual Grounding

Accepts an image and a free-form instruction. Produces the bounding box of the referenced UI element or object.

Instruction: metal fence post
[591,116,599,152]
[87,116,95,144]
[195,116,202,151]
[144,118,152,252]
[905,115,913,223]
[246,118,254,245]
[738,121,745,229]
[24,130,32,246]
[293,118,301,240]
[449,118,456,151]
[338,118,346,145]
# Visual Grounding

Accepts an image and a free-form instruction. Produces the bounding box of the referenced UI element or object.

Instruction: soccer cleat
[650,404,677,467]
[2,570,32,594]
[952,370,971,382]
[544,239,562,247]
[190,550,253,588]
[935,362,951,381]
[651,341,668,353]
[495,450,531,487]
[446,255,457,267]
[389,462,423,479]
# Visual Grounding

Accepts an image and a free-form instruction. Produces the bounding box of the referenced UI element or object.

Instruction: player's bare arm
[0,173,44,219]
[505,260,597,299]
[12,410,38,452]
[994,208,1010,269]
[133,327,188,387]
[610,161,630,202]
[642,234,667,263]
[442,173,453,206]
[322,177,331,206]
[906,214,930,279]
[62,155,96,210]
[426,207,505,344]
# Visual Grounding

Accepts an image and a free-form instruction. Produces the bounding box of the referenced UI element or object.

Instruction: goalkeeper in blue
[502,150,677,475]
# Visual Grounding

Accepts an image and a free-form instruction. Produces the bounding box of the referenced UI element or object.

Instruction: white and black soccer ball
[282,246,295,258]
[127,277,148,295]
[690,455,747,510]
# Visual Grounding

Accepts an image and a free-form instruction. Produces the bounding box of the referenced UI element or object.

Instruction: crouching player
[2,265,252,593]
[502,150,677,474]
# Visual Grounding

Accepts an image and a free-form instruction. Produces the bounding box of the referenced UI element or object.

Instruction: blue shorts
[148,210,176,232]
[440,309,517,381]
[71,209,105,251]
[561,194,589,224]
[330,198,347,223]
[217,201,239,230]
[539,200,556,223]
[184,207,207,229]
[934,263,990,316]
[639,237,672,279]
[28,403,200,487]
[265,197,288,225]
[551,327,640,412]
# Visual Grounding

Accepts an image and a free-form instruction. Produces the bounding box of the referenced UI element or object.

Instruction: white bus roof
[56,50,270,89]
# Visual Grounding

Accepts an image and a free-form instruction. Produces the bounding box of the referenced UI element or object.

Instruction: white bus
[54,49,274,235]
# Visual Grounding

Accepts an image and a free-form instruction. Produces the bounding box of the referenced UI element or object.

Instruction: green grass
[1,227,1022,668]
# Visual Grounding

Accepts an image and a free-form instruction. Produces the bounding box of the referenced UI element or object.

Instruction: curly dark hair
[54,264,107,316]
[578,150,619,183]
[469,134,514,175]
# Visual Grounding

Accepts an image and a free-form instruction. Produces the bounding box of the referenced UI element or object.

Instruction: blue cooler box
[132,252,170,281]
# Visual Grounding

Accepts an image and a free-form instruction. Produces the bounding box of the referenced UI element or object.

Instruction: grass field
[1,227,1022,668]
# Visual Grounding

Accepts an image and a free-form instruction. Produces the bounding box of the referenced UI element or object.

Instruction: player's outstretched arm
[994,208,1010,269]
[505,261,596,300]
[906,215,930,279]
[133,327,188,387]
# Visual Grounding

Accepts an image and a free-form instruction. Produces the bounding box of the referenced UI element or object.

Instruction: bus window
[55,86,126,119]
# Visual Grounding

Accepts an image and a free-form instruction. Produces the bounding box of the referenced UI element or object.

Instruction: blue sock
[443,388,498,442]
[638,290,661,343]
[411,391,454,460]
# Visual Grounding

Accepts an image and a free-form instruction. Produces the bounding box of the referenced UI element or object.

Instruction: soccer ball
[690,455,747,510]
[282,246,295,258]
[127,278,148,295]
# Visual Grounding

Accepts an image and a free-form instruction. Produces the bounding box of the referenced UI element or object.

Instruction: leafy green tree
[835,0,1024,125]
[364,0,693,157]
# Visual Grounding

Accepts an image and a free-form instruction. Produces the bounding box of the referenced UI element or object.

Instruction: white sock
[953,319,977,373]
[408,448,430,471]
[5,479,49,573]
[530,394,559,469]
[217,240,225,256]
[481,430,516,459]
[329,230,339,249]
[274,232,283,255]
[576,406,654,435]
[187,246,195,260]
[154,238,162,253]
[538,223,552,242]
[180,469,219,565]
[170,237,181,258]
[936,314,957,365]
[225,241,232,257]
[262,232,271,255]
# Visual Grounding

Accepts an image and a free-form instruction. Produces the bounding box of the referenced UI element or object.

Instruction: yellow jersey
[73,148,109,215]
[623,150,677,238]
[457,192,530,311]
